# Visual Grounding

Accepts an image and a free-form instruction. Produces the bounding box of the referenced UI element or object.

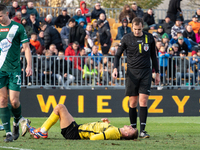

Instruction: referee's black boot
[139,130,150,139]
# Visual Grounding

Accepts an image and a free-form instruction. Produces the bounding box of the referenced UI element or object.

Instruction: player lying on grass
[27,104,138,140]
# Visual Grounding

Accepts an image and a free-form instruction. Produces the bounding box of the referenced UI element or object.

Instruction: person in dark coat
[167,0,182,23]
[162,15,174,39]
[44,14,54,27]
[40,22,63,51]
[116,18,131,40]
[27,13,40,34]
[195,8,200,22]
[21,17,33,38]
[131,2,144,18]
[143,9,156,29]
[176,36,189,56]
[9,1,21,19]
[21,5,29,19]
[54,8,70,28]
[119,4,136,23]
[97,19,111,54]
[91,2,106,20]
[69,22,86,48]
[183,25,197,47]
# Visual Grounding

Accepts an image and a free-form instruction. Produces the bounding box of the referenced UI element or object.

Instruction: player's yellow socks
[41,112,59,132]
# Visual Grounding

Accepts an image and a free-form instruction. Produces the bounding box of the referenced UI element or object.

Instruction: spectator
[38,50,55,85]
[155,40,162,54]
[170,32,192,51]
[55,51,75,88]
[91,2,106,20]
[162,15,174,39]
[158,45,170,85]
[171,18,185,39]
[176,50,194,88]
[27,13,40,34]
[38,31,45,47]
[97,19,111,54]
[188,15,200,34]
[196,28,200,44]
[157,25,165,39]
[80,1,91,23]
[91,19,98,33]
[116,18,131,40]
[21,17,33,38]
[131,1,144,18]
[171,43,180,56]
[176,36,189,56]
[30,32,41,54]
[162,33,170,51]
[73,8,87,26]
[60,18,76,49]
[109,43,119,55]
[195,8,200,22]
[27,1,39,20]
[54,8,70,28]
[21,5,29,19]
[190,51,200,84]
[44,14,54,27]
[99,13,110,29]
[79,48,86,66]
[12,11,22,24]
[183,25,197,47]
[168,47,176,83]
[119,4,136,23]
[9,1,21,19]
[88,45,103,66]
[143,9,156,29]
[65,42,82,79]
[167,0,182,23]
[100,55,113,85]
[40,22,63,51]
[152,32,159,42]
[83,58,98,85]
[49,44,58,56]
[85,24,95,49]
[69,19,86,48]
[78,18,86,29]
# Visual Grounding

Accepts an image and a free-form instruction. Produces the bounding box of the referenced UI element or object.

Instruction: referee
[112,17,160,138]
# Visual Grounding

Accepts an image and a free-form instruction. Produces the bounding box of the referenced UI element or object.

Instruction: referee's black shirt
[114,31,159,73]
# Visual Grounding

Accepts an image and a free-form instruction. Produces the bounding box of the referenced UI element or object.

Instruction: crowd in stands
[9,1,200,88]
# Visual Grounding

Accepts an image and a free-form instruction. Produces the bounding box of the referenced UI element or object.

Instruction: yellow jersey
[78,122,122,140]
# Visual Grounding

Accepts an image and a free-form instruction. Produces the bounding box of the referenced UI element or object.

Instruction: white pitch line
[0,146,32,150]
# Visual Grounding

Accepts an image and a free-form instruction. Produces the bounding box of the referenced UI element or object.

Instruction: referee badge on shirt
[144,44,149,51]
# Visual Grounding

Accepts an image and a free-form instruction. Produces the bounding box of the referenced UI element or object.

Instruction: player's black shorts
[125,68,152,96]
[61,121,81,140]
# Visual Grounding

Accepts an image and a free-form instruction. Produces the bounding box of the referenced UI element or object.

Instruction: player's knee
[10,98,20,108]
[55,104,66,111]
[0,96,8,107]
[139,101,147,107]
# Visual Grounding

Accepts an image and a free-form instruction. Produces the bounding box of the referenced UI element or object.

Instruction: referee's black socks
[139,107,147,132]
[129,107,137,128]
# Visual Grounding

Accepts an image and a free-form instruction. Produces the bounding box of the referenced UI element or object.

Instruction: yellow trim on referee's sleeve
[145,35,148,43]
[139,44,142,53]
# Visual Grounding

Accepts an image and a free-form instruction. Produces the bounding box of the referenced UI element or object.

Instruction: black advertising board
[20,89,200,117]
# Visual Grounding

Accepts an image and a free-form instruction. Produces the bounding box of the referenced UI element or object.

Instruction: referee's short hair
[132,17,144,26]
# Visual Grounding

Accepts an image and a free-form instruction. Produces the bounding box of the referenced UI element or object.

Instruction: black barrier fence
[20,89,200,117]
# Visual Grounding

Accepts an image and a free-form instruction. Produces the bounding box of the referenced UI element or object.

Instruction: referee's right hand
[112,68,118,79]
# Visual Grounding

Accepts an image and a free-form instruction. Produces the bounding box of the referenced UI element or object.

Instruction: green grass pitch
[0,117,199,150]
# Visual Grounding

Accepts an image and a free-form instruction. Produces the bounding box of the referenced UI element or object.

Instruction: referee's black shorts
[125,68,152,96]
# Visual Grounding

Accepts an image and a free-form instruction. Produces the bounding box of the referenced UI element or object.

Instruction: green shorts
[0,71,21,91]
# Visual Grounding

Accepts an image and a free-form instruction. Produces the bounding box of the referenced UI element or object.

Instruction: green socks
[11,105,22,124]
[0,107,11,133]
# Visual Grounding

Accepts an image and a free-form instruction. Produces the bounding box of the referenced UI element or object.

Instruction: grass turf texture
[0,117,199,150]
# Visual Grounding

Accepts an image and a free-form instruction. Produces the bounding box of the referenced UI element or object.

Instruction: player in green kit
[0,4,32,142]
